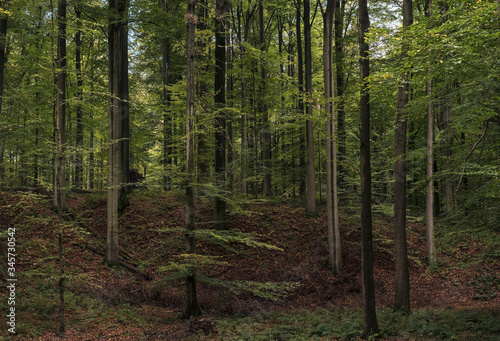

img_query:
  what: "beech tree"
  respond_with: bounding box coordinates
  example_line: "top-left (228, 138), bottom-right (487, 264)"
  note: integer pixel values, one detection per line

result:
top-left (107, 0), bottom-right (130, 266)
top-left (184, 0), bottom-right (202, 318)
top-left (394, 0), bottom-right (412, 314)
top-left (425, 0), bottom-right (436, 265)
top-left (54, 0), bottom-right (67, 336)
top-left (322, 0), bottom-right (342, 273)
top-left (304, 0), bottom-right (315, 214)
top-left (0, 0), bottom-right (8, 181)
top-left (358, 0), bottom-right (379, 336)
top-left (214, 0), bottom-right (228, 229)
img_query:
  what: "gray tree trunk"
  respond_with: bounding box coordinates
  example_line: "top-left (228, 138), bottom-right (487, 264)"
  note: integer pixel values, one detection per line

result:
top-left (304, 0), bottom-right (315, 214)
top-left (359, 0), bottom-right (379, 336)
top-left (184, 0), bottom-right (202, 318)
top-left (394, 0), bottom-right (412, 314)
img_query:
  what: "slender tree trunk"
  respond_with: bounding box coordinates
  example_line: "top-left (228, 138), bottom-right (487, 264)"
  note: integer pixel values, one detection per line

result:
top-left (54, 0), bottom-right (67, 336)
top-left (323, 0), bottom-right (342, 273)
top-left (75, 4), bottom-right (83, 189)
top-left (359, 0), bottom-right (379, 336)
top-left (226, 19), bottom-right (234, 193)
top-left (394, 0), bottom-right (412, 314)
top-left (235, 2), bottom-right (247, 194)
top-left (107, 0), bottom-right (129, 265)
top-left (426, 78), bottom-right (436, 265)
top-left (214, 0), bottom-right (227, 229)
top-left (259, 0), bottom-right (272, 196)
top-left (196, 0), bottom-right (209, 192)
top-left (304, 0), bottom-right (315, 214)
top-left (0, 0), bottom-right (9, 181)
top-left (296, 0), bottom-right (306, 197)
top-left (119, 0), bottom-right (130, 200)
top-left (54, 0), bottom-right (67, 213)
top-left (425, 0), bottom-right (436, 265)
top-left (89, 122), bottom-right (94, 189)
top-left (184, 0), bottom-right (202, 318)
top-left (162, 0), bottom-right (172, 191)
top-left (335, 0), bottom-right (347, 189)
top-left (442, 86), bottom-right (456, 213)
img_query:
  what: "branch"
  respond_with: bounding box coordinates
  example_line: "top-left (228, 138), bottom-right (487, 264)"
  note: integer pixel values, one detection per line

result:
top-left (453, 117), bottom-right (500, 200)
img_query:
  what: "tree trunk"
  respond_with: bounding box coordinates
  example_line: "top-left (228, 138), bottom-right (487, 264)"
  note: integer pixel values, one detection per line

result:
top-left (107, 0), bottom-right (129, 265)
top-left (54, 0), bottom-right (67, 336)
top-left (0, 0), bottom-right (9, 181)
top-left (259, 0), bottom-right (272, 196)
top-left (442, 86), bottom-right (456, 213)
top-left (75, 4), bottom-right (84, 189)
top-left (304, 0), bottom-right (315, 214)
top-left (196, 0), bottom-right (209, 192)
top-left (162, 0), bottom-right (172, 191)
top-left (426, 78), bottom-right (436, 265)
top-left (425, 0), bottom-right (436, 266)
top-left (394, 0), bottom-right (412, 314)
top-left (54, 0), bottom-right (67, 213)
top-left (323, 0), bottom-right (342, 273)
top-left (359, 0), bottom-right (379, 336)
top-left (296, 0), bottom-right (306, 197)
top-left (335, 0), bottom-right (347, 189)
top-left (214, 0), bottom-right (227, 229)
top-left (184, 0), bottom-right (202, 318)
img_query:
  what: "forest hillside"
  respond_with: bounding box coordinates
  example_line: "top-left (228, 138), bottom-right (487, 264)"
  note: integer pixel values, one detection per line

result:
top-left (0, 190), bottom-right (498, 340)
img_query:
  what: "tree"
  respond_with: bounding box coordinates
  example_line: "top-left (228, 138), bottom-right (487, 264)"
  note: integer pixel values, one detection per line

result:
top-left (107, 0), bottom-right (130, 265)
top-left (358, 0), bottom-right (379, 336)
top-left (304, 0), bottom-right (315, 214)
top-left (161, 0), bottom-right (172, 191)
top-left (0, 0), bottom-right (9, 182)
top-left (184, 0), bottom-right (202, 318)
top-left (425, 0), bottom-right (436, 265)
top-left (394, 0), bottom-right (412, 314)
top-left (214, 0), bottom-right (228, 229)
top-left (74, 2), bottom-right (83, 189)
top-left (259, 0), bottom-right (272, 197)
top-left (296, 0), bottom-right (306, 197)
top-left (322, 0), bottom-right (342, 273)
top-left (54, 0), bottom-right (67, 336)
top-left (54, 0), bottom-right (67, 213)
top-left (334, 0), bottom-right (347, 188)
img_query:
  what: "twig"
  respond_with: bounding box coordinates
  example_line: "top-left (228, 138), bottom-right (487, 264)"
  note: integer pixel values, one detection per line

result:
top-left (454, 117), bottom-right (500, 201)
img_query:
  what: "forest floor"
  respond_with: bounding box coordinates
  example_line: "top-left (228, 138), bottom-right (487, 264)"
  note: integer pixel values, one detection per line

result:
top-left (0, 189), bottom-right (499, 340)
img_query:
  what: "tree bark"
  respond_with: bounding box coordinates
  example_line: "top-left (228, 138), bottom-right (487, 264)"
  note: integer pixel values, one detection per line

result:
top-left (425, 0), bottom-right (436, 266)
top-left (162, 0), bottom-right (172, 191)
top-left (184, 0), bottom-right (202, 318)
top-left (214, 0), bottom-right (227, 229)
top-left (296, 1), bottom-right (306, 197)
top-left (54, 0), bottom-right (67, 213)
top-left (335, 0), bottom-right (347, 189)
top-left (259, 0), bottom-right (272, 196)
top-left (107, 0), bottom-right (129, 265)
top-left (0, 0), bottom-right (9, 182)
top-left (75, 3), bottom-right (84, 189)
top-left (442, 86), bottom-right (456, 213)
top-left (426, 78), bottom-right (436, 265)
top-left (54, 0), bottom-right (67, 336)
top-left (359, 0), bottom-right (379, 336)
top-left (304, 0), bottom-right (315, 214)
top-left (394, 0), bottom-right (412, 314)
top-left (323, 0), bottom-right (342, 273)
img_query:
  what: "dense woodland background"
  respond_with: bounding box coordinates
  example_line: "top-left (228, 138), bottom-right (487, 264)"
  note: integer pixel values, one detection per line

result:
top-left (0, 0), bottom-right (499, 339)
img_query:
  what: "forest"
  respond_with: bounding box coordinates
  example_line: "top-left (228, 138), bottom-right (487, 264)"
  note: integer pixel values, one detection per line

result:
top-left (0, 0), bottom-right (499, 339)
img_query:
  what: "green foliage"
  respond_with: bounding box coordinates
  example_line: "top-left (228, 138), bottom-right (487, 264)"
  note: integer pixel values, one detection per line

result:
top-left (214, 308), bottom-right (500, 341)
top-left (157, 227), bottom-right (298, 302)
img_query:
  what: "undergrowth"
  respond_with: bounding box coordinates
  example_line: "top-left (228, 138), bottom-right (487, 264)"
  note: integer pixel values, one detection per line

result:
top-left (213, 307), bottom-right (500, 341)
